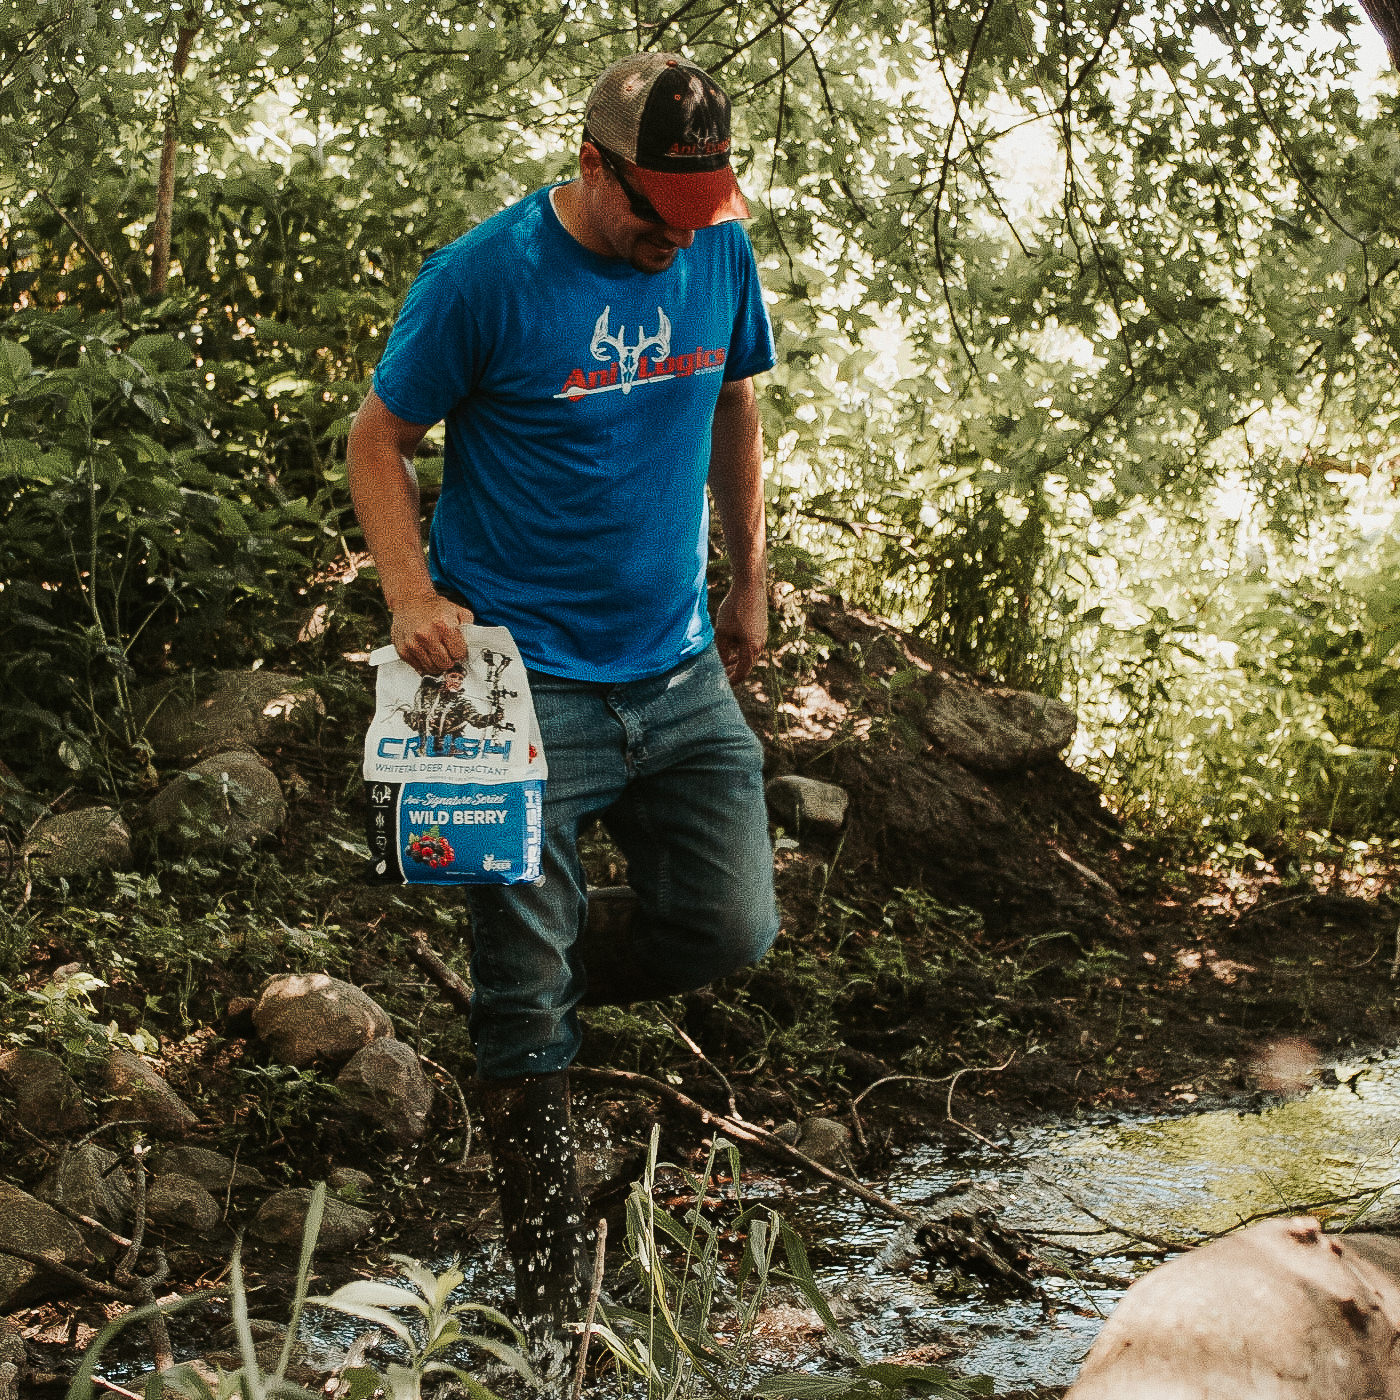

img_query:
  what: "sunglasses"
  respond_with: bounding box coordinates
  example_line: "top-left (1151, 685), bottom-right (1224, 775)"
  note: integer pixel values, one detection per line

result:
top-left (587, 133), bottom-right (666, 225)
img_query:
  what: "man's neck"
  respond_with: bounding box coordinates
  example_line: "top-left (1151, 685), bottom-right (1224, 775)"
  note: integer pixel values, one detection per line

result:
top-left (551, 180), bottom-right (613, 259)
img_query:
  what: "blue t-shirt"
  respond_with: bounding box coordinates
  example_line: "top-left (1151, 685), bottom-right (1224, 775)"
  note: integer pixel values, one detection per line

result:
top-left (371, 186), bottom-right (776, 682)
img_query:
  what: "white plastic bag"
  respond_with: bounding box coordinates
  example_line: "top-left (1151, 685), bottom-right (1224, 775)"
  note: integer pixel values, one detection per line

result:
top-left (362, 625), bottom-right (546, 884)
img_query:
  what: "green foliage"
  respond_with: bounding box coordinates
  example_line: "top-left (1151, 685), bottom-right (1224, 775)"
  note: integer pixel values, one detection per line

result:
top-left (596, 1127), bottom-right (989, 1398)
top-left (312, 1256), bottom-right (534, 1399)
top-left (4, 0), bottom-right (1400, 838)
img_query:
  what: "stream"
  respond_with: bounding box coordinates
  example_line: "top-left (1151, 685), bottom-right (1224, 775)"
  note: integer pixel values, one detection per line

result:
top-left (105, 1049), bottom-right (1400, 1394)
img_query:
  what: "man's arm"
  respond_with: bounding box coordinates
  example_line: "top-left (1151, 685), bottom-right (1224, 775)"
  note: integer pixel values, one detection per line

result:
top-left (347, 387), bottom-right (471, 674)
top-left (708, 376), bottom-right (768, 683)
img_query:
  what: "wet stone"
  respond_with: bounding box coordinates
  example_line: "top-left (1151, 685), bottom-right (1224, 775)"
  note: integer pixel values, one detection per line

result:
top-left (249, 1188), bottom-right (374, 1253)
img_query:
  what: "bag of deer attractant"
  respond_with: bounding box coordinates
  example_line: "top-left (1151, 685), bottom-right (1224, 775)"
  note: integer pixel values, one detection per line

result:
top-left (363, 625), bottom-right (546, 885)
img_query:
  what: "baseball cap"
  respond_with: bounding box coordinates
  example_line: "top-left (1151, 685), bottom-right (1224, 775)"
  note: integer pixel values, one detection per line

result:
top-left (584, 53), bottom-right (751, 230)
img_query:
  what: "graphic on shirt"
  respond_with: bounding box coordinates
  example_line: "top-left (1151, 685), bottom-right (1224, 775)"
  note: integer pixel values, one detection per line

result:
top-left (555, 304), bottom-right (727, 400)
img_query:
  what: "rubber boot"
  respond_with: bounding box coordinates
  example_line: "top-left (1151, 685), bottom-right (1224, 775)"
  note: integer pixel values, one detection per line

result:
top-left (479, 1071), bottom-right (588, 1382)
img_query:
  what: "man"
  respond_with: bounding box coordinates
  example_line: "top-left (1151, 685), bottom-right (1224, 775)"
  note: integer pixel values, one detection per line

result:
top-left (346, 51), bottom-right (780, 1356)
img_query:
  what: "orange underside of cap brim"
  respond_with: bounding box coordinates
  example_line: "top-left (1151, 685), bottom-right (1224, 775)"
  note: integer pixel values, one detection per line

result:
top-left (629, 164), bottom-right (751, 229)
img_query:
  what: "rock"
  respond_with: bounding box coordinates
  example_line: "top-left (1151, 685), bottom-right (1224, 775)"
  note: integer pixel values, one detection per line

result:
top-left (140, 670), bottom-right (322, 763)
top-left (143, 750), bottom-right (286, 853)
top-left (328, 1167), bottom-right (374, 1195)
top-left (921, 674), bottom-right (1076, 775)
top-left (0, 1320), bottom-right (23, 1400)
top-left (774, 1117), bottom-right (855, 1168)
top-left (35, 1143), bottom-right (133, 1242)
top-left (252, 973), bottom-right (394, 1068)
top-left (157, 1145), bottom-right (264, 1194)
top-left (795, 1117), bottom-right (854, 1168)
top-left (105, 1049), bottom-right (198, 1136)
top-left (20, 808), bottom-right (132, 880)
top-left (249, 1188), bottom-right (374, 1253)
top-left (335, 1039), bottom-right (433, 1145)
top-left (764, 775), bottom-right (849, 831)
top-left (0, 1181), bottom-right (92, 1310)
top-left (147, 1174), bottom-right (222, 1233)
top-left (577, 1145), bottom-right (638, 1199)
top-left (0, 1047), bottom-right (91, 1134)
top-left (1066, 1216), bottom-right (1400, 1399)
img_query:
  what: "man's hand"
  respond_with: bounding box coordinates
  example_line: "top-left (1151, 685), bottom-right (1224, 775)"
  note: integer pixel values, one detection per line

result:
top-left (714, 585), bottom-right (767, 683)
top-left (391, 593), bottom-right (474, 674)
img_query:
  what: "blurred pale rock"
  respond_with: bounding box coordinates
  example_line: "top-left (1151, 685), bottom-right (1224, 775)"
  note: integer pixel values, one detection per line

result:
top-left (250, 1188), bottom-right (374, 1252)
top-left (0, 1047), bottom-right (91, 1134)
top-left (140, 670), bottom-right (322, 763)
top-left (1066, 1216), bottom-right (1400, 1400)
top-left (336, 1039), bottom-right (433, 1145)
top-left (764, 775), bottom-right (849, 831)
top-left (143, 750), bottom-right (286, 853)
top-left (105, 1049), bottom-right (198, 1136)
top-left (253, 973), bottom-right (394, 1068)
top-left (21, 807), bottom-right (132, 880)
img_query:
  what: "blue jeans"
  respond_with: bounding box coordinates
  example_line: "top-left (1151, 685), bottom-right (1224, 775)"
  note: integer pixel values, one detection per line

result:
top-left (466, 644), bottom-right (779, 1080)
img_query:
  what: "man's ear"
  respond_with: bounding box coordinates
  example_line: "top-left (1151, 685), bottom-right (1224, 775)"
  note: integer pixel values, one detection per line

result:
top-left (579, 140), bottom-right (605, 186)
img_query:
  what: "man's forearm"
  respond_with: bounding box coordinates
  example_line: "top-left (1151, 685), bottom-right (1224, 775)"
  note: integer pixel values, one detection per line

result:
top-left (347, 397), bottom-right (436, 610)
top-left (708, 379), bottom-right (768, 589)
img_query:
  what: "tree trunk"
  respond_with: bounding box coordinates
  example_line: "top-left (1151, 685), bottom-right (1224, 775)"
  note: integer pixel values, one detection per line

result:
top-left (149, 25), bottom-right (199, 299)
top-left (1358, 0), bottom-right (1400, 68)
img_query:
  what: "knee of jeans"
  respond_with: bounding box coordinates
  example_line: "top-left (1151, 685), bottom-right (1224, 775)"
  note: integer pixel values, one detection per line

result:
top-left (704, 897), bottom-right (780, 977)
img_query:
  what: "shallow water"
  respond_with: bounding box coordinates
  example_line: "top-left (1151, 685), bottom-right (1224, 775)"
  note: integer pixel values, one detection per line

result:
top-left (100, 1049), bottom-right (1400, 1393)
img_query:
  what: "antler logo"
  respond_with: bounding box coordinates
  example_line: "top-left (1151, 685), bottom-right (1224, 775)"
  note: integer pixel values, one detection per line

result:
top-left (590, 306), bottom-right (671, 394)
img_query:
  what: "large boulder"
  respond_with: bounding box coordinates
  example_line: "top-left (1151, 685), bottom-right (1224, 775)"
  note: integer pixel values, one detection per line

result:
top-left (1066, 1216), bottom-right (1400, 1399)
top-left (252, 973), bottom-right (394, 1068)
top-left (20, 808), bottom-right (132, 880)
top-left (336, 1039), bottom-right (434, 1145)
top-left (143, 750), bottom-right (285, 853)
top-left (0, 1047), bottom-right (91, 1134)
top-left (921, 675), bottom-right (1076, 774)
top-left (139, 670), bottom-right (321, 763)
top-left (0, 1182), bottom-right (92, 1310)
top-left (105, 1049), bottom-right (198, 1136)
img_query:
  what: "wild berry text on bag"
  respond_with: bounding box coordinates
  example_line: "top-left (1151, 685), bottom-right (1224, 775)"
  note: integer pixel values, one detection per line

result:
top-left (363, 626), bottom-right (546, 885)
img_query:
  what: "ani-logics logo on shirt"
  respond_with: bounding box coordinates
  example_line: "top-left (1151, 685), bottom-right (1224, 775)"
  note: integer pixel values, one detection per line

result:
top-left (555, 306), bottom-right (727, 400)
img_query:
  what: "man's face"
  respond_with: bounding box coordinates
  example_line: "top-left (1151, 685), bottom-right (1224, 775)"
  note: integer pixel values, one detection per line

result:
top-left (586, 145), bottom-right (697, 273)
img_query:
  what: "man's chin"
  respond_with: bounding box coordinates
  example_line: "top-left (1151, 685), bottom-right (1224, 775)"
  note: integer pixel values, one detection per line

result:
top-left (630, 244), bottom-right (680, 273)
